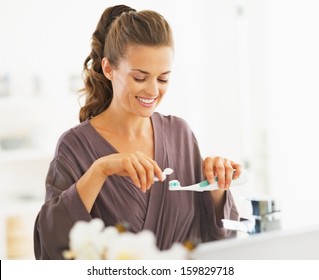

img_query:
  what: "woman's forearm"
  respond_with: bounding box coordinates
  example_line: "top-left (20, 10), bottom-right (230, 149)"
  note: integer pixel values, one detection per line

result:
top-left (76, 160), bottom-right (107, 213)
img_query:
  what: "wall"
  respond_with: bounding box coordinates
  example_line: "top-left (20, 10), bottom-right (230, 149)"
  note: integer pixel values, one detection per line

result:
top-left (264, 0), bottom-right (319, 229)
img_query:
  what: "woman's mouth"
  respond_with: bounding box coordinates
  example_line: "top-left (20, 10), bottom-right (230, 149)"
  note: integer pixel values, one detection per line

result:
top-left (136, 96), bottom-right (157, 107)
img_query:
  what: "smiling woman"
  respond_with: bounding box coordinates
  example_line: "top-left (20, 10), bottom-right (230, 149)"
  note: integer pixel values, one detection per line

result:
top-left (100, 45), bottom-right (173, 118)
top-left (33, 4), bottom-right (242, 260)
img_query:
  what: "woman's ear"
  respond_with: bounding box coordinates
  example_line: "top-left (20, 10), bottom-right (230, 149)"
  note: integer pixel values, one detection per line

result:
top-left (102, 57), bottom-right (113, 80)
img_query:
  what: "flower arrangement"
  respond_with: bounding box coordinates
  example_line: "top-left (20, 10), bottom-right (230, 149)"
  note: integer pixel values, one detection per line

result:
top-left (63, 218), bottom-right (191, 260)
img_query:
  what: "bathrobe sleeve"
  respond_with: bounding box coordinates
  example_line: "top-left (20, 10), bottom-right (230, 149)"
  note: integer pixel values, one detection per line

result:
top-left (34, 132), bottom-right (93, 259)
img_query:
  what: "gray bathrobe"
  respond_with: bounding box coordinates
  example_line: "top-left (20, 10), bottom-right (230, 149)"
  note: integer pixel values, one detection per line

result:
top-left (34, 112), bottom-right (238, 259)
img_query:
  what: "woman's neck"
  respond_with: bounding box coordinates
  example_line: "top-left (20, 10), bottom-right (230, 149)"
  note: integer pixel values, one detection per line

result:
top-left (91, 109), bottom-right (152, 138)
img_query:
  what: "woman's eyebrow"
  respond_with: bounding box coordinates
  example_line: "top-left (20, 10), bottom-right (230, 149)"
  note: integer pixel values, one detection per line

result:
top-left (131, 68), bottom-right (171, 75)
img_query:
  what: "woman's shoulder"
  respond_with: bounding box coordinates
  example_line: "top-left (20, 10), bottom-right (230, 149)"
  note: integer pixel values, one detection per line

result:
top-left (53, 120), bottom-right (93, 157)
top-left (152, 112), bottom-right (196, 144)
top-left (58, 120), bottom-right (91, 142)
top-left (152, 112), bottom-right (191, 130)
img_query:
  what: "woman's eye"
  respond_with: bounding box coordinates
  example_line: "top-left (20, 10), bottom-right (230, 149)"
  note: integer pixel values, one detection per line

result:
top-left (133, 77), bottom-right (146, 82)
top-left (158, 79), bottom-right (168, 83)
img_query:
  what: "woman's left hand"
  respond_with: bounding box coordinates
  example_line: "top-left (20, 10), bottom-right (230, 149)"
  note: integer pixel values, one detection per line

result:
top-left (203, 156), bottom-right (242, 190)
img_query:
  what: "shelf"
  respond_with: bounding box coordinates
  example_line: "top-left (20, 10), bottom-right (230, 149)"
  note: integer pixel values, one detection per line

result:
top-left (0, 148), bottom-right (53, 164)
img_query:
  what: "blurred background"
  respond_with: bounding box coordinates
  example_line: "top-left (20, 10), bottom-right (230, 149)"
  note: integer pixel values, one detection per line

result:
top-left (1, 0), bottom-right (319, 259)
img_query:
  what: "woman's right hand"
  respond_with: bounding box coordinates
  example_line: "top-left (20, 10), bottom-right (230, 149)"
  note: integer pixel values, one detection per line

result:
top-left (95, 151), bottom-right (164, 193)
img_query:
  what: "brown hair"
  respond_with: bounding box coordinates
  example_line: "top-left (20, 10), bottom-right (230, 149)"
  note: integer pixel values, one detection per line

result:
top-left (79, 5), bottom-right (174, 122)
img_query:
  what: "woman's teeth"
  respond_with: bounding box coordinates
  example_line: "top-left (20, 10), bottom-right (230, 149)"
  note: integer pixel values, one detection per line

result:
top-left (136, 97), bottom-right (156, 104)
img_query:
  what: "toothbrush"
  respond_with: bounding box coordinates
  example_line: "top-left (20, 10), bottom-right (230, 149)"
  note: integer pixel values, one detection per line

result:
top-left (154, 168), bottom-right (174, 182)
top-left (168, 169), bottom-right (248, 192)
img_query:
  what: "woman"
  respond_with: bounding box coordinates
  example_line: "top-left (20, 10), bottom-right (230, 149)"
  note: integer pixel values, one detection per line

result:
top-left (34, 4), bottom-right (240, 259)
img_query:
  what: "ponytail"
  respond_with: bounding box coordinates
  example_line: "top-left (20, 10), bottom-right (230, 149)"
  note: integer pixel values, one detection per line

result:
top-left (79, 5), bottom-right (135, 122)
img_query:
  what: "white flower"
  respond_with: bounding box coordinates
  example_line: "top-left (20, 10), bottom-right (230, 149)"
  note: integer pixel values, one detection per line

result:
top-left (64, 218), bottom-right (189, 260)
top-left (157, 243), bottom-right (189, 260)
top-left (64, 218), bottom-right (112, 259)
top-left (106, 230), bottom-right (160, 259)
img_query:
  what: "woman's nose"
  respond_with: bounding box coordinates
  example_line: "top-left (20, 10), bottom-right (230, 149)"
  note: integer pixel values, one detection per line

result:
top-left (145, 80), bottom-right (159, 96)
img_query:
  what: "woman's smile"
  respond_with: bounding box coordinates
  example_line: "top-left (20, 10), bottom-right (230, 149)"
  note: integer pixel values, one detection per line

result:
top-left (135, 96), bottom-right (158, 107)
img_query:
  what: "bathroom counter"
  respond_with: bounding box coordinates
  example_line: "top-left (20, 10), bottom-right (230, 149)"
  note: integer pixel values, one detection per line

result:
top-left (192, 224), bottom-right (319, 259)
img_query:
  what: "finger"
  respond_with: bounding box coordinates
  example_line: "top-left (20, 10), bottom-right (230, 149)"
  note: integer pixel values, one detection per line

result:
top-left (231, 162), bottom-right (242, 179)
top-left (134, 154), bottom-right (161, 192)
top-left (152, 161), bottom-right (164, 182)
top-left (224, 159), bottom-right (234, 189)
top-left (135, 154), bottom-right (160, 189)
top-left (131, 158), bottom-right (149, 193)
top-left (122, 158), bottom-right (141, 189)
top-left (203, 157), bottom-right (215, 184)
top-left (141, 158), bottom-right (155, 190)
top-left (214, 157), bottom-right (226, 189)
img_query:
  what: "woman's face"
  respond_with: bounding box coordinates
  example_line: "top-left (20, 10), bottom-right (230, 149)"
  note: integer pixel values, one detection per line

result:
top-left (104, 45), bottom-right (174, 118)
